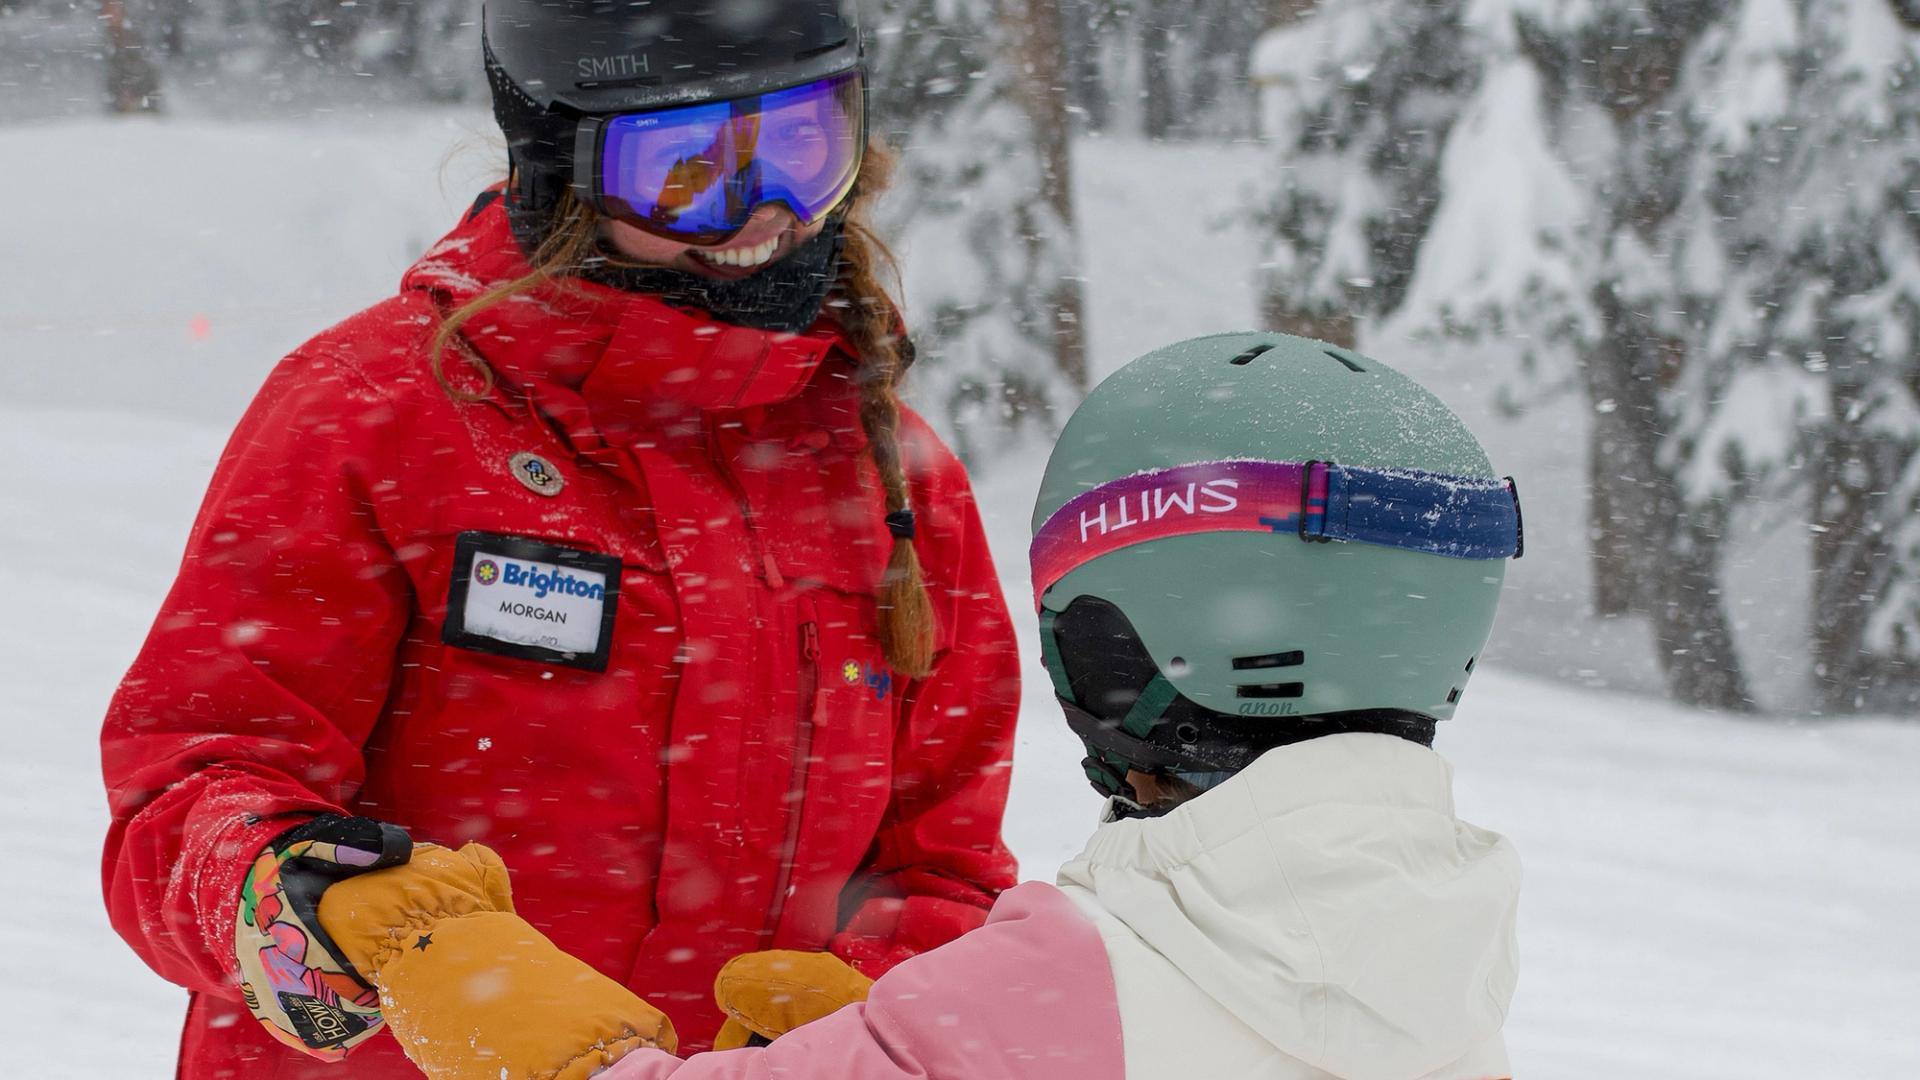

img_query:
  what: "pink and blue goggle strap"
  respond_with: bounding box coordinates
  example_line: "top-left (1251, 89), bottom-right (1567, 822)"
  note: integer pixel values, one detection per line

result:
top-left (1029, 459), bottom-right (1523, 610)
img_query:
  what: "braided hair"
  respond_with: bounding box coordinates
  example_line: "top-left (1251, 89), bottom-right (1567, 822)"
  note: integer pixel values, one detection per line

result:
top-left (830, 144), bottom-right (935, 676)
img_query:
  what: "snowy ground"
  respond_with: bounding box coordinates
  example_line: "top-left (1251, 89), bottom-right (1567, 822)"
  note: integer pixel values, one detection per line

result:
top-left (2, 116), bottom-right (1917, 1078)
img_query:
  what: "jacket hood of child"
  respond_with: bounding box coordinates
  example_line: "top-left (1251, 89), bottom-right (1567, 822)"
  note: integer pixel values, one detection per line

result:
top-left (1057, 732), bottom-right (1521, 1080)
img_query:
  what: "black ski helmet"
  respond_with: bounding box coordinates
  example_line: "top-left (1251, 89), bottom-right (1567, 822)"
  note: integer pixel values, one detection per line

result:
top-left (483, 0), bottom-right (865, 226)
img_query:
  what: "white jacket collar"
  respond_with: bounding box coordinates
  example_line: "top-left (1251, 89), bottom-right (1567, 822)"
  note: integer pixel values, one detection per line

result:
top-left (1059, 733), bottom-right (1521, 1080)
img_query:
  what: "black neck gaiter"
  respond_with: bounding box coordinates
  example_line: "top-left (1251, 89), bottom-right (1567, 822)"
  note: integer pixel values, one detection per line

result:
top-left (509, 194), bottom-right (849, 335)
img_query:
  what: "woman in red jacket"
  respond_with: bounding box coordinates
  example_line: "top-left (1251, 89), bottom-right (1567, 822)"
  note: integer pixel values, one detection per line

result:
top-left (99, 3), bottom-right (1021, 1076)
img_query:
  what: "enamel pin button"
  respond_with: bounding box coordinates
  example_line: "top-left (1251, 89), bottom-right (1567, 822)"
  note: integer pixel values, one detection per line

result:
top-left (509, 452), bottom-right (565, 497)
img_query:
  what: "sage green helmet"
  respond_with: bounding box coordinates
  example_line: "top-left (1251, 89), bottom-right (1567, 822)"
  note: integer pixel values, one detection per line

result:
top-left (1028, 332), bottom-right (1522, 800)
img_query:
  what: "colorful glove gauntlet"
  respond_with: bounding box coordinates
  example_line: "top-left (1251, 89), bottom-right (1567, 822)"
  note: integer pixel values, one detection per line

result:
top-left (239, 821), bottom-right (679, 1077)
top-left (234, 814), bottom-right (413, 1060)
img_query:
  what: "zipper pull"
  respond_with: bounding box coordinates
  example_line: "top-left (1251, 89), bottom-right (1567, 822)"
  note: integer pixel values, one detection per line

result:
top-left (801, 622), bottom-right (820, 661)
top-left (762, 551), bottom-right (785, 590)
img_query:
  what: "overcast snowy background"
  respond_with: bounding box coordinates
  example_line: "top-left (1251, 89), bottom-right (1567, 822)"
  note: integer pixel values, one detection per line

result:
top-left (3, 3), bottom-right (1919, 1077)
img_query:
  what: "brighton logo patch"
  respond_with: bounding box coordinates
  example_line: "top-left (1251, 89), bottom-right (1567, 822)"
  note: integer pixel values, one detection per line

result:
top-left (442, 532), bottom-right (620, 671)
top-left (842, 658), bottom-right (894, 701)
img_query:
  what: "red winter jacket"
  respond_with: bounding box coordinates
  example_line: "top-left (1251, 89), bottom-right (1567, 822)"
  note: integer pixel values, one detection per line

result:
top-left (100, 196), bottom-right (1021, 1079)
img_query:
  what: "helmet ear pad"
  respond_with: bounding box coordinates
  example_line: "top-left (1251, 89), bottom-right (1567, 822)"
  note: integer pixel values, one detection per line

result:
top-left (1050, 596), bottom-right (1435, 796)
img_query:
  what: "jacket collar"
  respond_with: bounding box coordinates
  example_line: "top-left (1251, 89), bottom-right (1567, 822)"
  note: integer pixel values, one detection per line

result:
top-left (1081, 732), bottom-right (1462, 859)
top-left (1058, 733), bottom-right (1520, 1078)
top-left (401, 194), bottom-right (857, 436)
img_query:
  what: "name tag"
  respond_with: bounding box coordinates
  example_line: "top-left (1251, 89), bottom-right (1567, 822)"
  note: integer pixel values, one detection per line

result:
top-left (442, 532), bottom-right (621, 672)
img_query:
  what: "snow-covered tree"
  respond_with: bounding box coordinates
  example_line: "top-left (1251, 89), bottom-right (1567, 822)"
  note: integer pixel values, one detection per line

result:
top-left (1262, 0), bottom-right (1920, 713)
top-left (1503, 0), bottom-right (1920, 713)
top-left (861, 0), bottom-right (1089, 462)
top-left (1250, 0), bottom-right (1761, 710)
top-left (1509, 0), bottom-right (1762, 711)
top-left (1057, 0), bottom-right (1275, 138)
top-left (81, 0), bottom-right (482, 107)
top-left (1699, 0), bottom-right (1920, 712)
top-left (1249, 0), bottom-right (1485, 346)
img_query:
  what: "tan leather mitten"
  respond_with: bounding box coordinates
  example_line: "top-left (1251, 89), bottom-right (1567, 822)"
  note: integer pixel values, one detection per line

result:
top-left (316, 842), bottom-right (516, 974)
top-left (711, 950), bottom-right (875, 1049)
top-left (319, 843), bottom-right (676, 1080)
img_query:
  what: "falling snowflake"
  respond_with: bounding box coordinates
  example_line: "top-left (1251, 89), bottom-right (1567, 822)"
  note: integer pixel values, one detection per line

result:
top-left (477, 737), bottom-right (493, 751)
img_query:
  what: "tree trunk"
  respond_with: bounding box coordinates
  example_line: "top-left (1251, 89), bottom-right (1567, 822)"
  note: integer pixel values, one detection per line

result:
top-left (103, 0), bottom-right (162, 114)
top-left (157, 0), bottom-right (188, 59)
top-left (1258, 296), bottom-right (1356, 349)
top-left (1809, 400), bottom-right (1919, 714)
top-left (1654, 506), bottom-right (1753, 711)
top-left (1248, 0), bottom-right (1328, 337)
top-left (1586, 414), bottom-right (1635, 616)
top-left (1587, 285), bottom-right (1753, 711)
top-left (1139, 0), bottom-right (1176, 140)
top-left (1004, 0), bottom-right (1090, 394)
top-left (1584, 288), bottom-right (1661, 617)
top-left (1062, 0), bottom-right (1111, 132)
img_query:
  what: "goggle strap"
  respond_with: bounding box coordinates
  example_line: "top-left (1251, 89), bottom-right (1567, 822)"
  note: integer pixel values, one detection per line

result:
top-left (1304, 462), bottom-right (1522, 560)
top-left (571, 118), bottom-right (604, 210)
top-left (1030, 458), bottom-right (1523, 609)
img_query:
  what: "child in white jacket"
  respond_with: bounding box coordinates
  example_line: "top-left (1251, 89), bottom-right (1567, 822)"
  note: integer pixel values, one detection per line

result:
top-left (299, 332), bottom-right (1522, 1080)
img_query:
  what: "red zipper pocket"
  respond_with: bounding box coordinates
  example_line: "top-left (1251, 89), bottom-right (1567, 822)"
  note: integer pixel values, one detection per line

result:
top-left (760, 619), bottom-right (819, 948)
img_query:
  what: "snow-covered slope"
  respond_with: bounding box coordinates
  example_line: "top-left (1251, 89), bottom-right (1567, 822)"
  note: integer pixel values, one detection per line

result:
top-left (2, 118), bottom-right (1915, 1079)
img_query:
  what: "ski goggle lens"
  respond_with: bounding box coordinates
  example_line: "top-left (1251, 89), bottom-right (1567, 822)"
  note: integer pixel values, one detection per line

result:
top-left (586, 71), bottom-right (865, 243)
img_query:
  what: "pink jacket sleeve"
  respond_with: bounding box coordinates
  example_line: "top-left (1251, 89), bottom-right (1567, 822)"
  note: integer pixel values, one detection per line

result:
top-left (601, 883), bottom-right (1123, 1080)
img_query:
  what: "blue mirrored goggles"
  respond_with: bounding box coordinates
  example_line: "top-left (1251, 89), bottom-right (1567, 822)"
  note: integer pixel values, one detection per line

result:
top-left (572, 71), bottom-right (867, 245)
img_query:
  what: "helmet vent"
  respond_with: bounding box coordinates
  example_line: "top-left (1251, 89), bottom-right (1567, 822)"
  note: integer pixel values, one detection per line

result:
top-left (1322, 347), bottom-right (1367, 372)
top-left (1233, 650), bottom-right (1304, 670)
top-left (1236, 682), bottom-right (1305, 699)
top-left (1465, 656), bottom-right (1476, 673)
top-left (1228, 344), bottom-right (1276, 366)
top-left (1447, 687), bottom-right (1462, 704)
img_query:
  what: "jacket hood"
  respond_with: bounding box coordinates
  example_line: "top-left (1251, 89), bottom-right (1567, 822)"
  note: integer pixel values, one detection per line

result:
top-left (1057, 733), bottom-right (1520, 1080)
top-left (399, 193), bottom-right (856, 426)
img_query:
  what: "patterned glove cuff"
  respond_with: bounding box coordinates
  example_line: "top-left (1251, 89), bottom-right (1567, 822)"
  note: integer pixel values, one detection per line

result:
top-left (234, 814), bottom-right (413, 1061)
